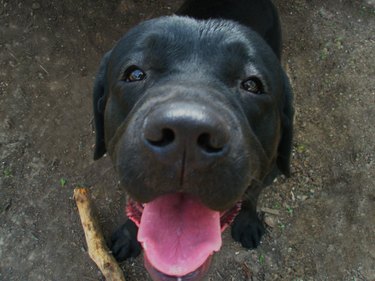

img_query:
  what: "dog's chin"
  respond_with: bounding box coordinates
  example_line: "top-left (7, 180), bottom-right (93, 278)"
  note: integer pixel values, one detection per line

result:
top-left (144, 253), bottom-right (212, 281)
top-left (126, 193), bottom-right (241, 281)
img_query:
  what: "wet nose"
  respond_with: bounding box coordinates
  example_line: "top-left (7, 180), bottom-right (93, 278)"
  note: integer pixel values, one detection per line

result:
top-left (142, 103), bottom-right (230, 165)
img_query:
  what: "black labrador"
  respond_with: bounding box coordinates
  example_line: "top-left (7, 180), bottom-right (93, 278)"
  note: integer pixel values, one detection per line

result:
top-left (92, 0), bottom-right (293, 280)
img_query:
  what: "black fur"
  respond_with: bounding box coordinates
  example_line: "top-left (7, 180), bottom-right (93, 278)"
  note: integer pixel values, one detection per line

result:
top-left (92, 0), bottom-right (293, 262)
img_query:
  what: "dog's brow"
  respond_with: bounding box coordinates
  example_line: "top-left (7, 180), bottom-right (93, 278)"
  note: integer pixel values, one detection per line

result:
top-left (140, 32), bottom-right (192, 67)
top-left (225, 41), bottom-right (250, 59)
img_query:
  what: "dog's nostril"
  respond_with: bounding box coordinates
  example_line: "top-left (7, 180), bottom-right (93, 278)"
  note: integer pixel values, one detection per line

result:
top-left (146, 128), bottom-right (175, 147)
top-left (197, 133), bottom-right (225, 154)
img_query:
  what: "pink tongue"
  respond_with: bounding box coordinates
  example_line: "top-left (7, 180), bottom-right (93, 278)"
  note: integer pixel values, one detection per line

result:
top-left (138, 193), bottom-right (222, 277)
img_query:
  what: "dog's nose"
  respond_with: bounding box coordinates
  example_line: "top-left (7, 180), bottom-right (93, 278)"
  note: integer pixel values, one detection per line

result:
top-left (142, 103), bottom-right (230, 165)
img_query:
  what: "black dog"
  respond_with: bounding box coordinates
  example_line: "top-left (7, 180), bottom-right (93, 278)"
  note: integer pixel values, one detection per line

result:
top-left (93, 0), bottom-right (293, 280)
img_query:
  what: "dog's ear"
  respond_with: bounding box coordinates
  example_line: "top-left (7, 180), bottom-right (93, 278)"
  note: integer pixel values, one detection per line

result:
top-left (276, 73), bottom-right (294, 177)
top-left (93, 51), bottom-right (112, 160)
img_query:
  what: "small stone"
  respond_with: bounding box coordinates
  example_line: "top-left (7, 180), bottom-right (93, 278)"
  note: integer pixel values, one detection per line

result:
top-left (80, 66), bottom-right (88, 77)
top-left (264, 215), bottom-right (277, 228)
top-left (297, 195), bottom-right (308, 201)
top-left (328, 244), bottom-right (334, 252)
top-left (32, 3), bottom-right (41, 10)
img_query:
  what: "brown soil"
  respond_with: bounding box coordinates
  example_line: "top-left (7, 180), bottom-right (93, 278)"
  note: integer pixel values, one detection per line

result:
top-left (1, 0), bottom-right (374, 280)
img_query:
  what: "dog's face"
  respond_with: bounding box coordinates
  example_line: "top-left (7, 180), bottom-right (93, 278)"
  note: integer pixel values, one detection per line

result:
top-left (93, 16), bottom-right (293, 279)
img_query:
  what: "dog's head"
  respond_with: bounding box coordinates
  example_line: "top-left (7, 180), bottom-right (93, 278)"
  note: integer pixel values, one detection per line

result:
top-left (93, 16), bottom-right (293, 280)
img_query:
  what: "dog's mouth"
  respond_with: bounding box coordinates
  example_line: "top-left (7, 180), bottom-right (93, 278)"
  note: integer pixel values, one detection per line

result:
top-left (126, 193), bottom-right (241, 281)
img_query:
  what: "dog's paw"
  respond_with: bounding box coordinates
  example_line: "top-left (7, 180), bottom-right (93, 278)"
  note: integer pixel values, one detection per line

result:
top-left (231, 210), bottom-right (265, 249)
top-left (110, 220), bottom-right (142, 261)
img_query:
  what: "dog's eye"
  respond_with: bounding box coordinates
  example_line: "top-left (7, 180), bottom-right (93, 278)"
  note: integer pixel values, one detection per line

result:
top-left (123, 66), bottom-right (146, 82)
top-left (241, 77), bottom-right (264, 94)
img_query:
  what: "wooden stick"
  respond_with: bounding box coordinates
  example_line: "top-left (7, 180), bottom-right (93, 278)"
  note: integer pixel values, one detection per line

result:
top-left (74, 187), bottom-right (126, 281)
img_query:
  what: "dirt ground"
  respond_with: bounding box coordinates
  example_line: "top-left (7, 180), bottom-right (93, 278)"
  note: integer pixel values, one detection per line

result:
top-left (0, 0), bottom-right (374, 280)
